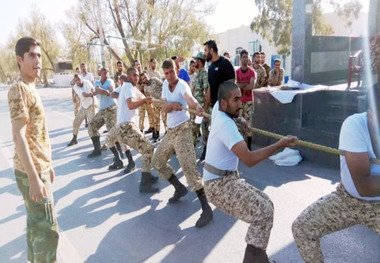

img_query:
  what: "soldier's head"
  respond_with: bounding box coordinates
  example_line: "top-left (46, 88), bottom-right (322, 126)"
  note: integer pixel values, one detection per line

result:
top-left (240, 50), bottom-right (249, 67)
top-left (162, 59), bottom-right (178, 85)
top-left (15, 37), bottom-right (41, 81)
top-left (149, 58), bottom-right (157, 70)
top-left (73, 73), bottom-right (83, 87)
top-left (127, 67), bottom-right (139, 86)
top-left (189, 60), bottom-right (196, 74)
top-left (117, 60), bottom-right (123, 72)
top-left (100, 67), bottom-right (109, 81)
top-left (75, 67), bottom-right (80, 74)
top-left (204, 40), bottom-right (218, 62)
top-left (133, 59), bottom-right (141, 73)
top-left (119, 74), bottom-right (128, 85)
top-left (253, 52), bottom-right (261, 65)
top-left (260, 51), bottom-right (266, 64)
top-left (81, 62), bottom-right (87, 73)
top-left (218, 81), bottom-right (242, 118)
top-left (140, 71), bottom-right (150, 84)
top-left (223, 52), bottom-right (230, 59)
top-left (274, 59), bottom-right (281, 70)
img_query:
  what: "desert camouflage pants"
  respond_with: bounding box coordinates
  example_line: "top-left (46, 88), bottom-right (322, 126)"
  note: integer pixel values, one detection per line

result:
top-left (106, 122), bottom-right (153, 172)
top-left (152, 104), bottom-right (167, 132)
top-left (73, 106), bottom-right (96, 136)
top-left (74, 94), bottom-right (80, 116)
top-left (103, 126), bottom-right (130, 151)
top-left (152, 121), bottom-right (203, 191)
top-left (239, 101), bottom-right (253, 137)
top-left (139, 103), bottom-right (154, 131)
top-left (88, 106), bottom-right (116, 137)
top-left (292, 183), bottom-right (380, 263)
top-left (204, 172), bottom-right (274, 249)
top-left (192, 114), bottom-right (210, 146)
top-left (15, 169), bottom-right (59, 263)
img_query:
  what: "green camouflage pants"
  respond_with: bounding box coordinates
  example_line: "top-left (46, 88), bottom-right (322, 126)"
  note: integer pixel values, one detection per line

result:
top-left (15, 169), bottom-right (59, 263)
top-left (139, 103), bottom-right (154, 131)
top-left (106, 122), bottom-right (153, 172)
top-left (292, 183), bottom-right (380, 263)
top-left (204, 172), bottom-right (274, 249)
top-left (239, 101), bottom-right (253, 137)
top-left (73, 106), bottom-right (96, 136)
top-left (152, 121), bottom-right (203, 191)
top-left (88, 105), bottom-right (116, 137)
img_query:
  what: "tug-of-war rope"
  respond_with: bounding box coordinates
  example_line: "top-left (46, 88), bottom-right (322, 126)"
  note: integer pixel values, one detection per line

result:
top-left (152, 98), bottom-right (380, 164)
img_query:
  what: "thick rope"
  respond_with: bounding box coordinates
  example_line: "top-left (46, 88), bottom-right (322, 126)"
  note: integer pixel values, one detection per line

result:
top-left (152, 99), bottom-right (380, 164)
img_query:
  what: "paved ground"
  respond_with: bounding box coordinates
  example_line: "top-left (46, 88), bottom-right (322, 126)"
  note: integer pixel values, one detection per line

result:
top-left (0, 85), bottom-right (379, 263)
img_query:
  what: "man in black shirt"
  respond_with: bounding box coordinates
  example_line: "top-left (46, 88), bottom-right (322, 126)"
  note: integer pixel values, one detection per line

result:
top-left (204, 40), bottom-right (236, 110)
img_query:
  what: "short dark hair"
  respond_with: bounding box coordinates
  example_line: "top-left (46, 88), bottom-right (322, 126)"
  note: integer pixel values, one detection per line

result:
top-left (223, 52), bottom-right (229, 56)
top-left (150, 58), bottom-right (156, 63)
top-left (162, 59), bottom-right (176, 70)
top-left (133, 59), bottom-right (140, 66)
top-left (81, 62), bottom-right (86, 66)
top-left (120, 74), bottom-right (128, 81)
top-left (117, 60), bottom-right (122, 65)
top-left (274, 58), bottom-right (281, 64)
top-left (127, 67), bottom-right (137, 75)
top-left (218, 81), bottom-right (239, 102)
top-left (253, 52), bottom-right (261, 59)
top-left (240, 49), bottom-right (248, 57)
top-left (73, 73), bottom-right (81, 80)
top-left (75, 67), bottom-right (80, 71)
top-left (190, 59), bottom-right (196, 65)
top-left (260, 51), bottom-right (266, 56)
top-left (15, 37), bottom-right (40, 59)
top-left (204, 40), bottom-right (218, 54)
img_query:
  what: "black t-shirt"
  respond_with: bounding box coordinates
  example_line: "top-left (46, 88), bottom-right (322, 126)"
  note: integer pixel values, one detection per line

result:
top-left (207, 56), bottom-right (236, 107)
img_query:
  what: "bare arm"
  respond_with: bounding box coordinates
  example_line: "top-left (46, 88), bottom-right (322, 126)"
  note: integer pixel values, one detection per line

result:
top-left (127, 96), bottom-right (151, 110)
top-left (232, 136), bottom-right (297, 167)
top-left (345, 152), bottom-right (380, 197)
top-left (12, 119), bottom-right (47, 202)
top-left (111, 92), bottom-right (119, 99)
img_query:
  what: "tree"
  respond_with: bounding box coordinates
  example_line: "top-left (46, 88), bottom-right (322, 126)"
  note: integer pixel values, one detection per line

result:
top-left (251, 0), bottom-right (362, 54)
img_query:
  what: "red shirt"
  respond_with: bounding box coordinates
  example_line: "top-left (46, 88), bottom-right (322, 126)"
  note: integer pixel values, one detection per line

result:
top-left (236, 67), bottom-right (255, 102)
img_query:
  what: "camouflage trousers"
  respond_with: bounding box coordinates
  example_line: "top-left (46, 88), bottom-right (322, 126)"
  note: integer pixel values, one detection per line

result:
top-left (73, 106), bottom-right (96, 136)
top-left (74, 95), bottom-right (80, 116)
top-left (15, 169), bottom-right (59, 263)
top-left (106, 122), bottom-right (153, 172)
top-left (152, 104), bottom-right (167, 132)
top-left (204, 172), bottom-right (274, 249)
top-left (139, 103), bottom-right (154, 131)
top-left (292, 183), bottom-right (380, 263)
top-left (152, 121), bottom-right (203, 191)
top-left (104, 126), bottom-right (130, 151)
top-left (239, 101), bottom-right (253, 137)
top-left (191, 113), bottom-right (210, 146)
top-left (88, 105), bottom-right (116, 137)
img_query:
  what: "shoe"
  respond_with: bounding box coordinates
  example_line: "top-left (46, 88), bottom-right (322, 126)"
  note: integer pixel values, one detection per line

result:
top-left (144, 127), bottom-right (154, 134)
top-left (103, 130), bottom-right (108, 133)
top-left (168, 184), bottom-right (188, 203)
top-left (67, 135), bottom-right (78, 147)
top-left (195, 210), bottom-right (213, 228)
top-left (109, 159), bottom-right (123, 170)
top-left (88, 137), bottom-right (101, 158)
top-left (123, 162), bottom-right (136, 174)
top-left (139, 172), bottom-right (160, 193)
top-left (85, 124), bottom-right (88, 128)
top-left (87, 150), bottom-right (101, 158)
top-left (199, 146), bottom-right (207, 161)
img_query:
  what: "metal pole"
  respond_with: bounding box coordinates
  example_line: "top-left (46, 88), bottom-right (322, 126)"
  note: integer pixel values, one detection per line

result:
top-left (97, 0), bottom-right (106, 67)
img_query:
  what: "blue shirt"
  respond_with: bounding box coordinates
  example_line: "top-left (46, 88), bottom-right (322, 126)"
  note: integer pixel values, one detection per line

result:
top-left (178, 69), bottom-right (190, 82)
top-left (94, 79), bottom-right (116, 110)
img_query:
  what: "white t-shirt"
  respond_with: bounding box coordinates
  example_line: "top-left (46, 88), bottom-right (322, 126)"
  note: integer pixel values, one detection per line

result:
top-left (203, 107), bottom-right (243, 181)
top-left (81, 72), bottom-right (94, 83)
top-left (117, 82), bottom-right (142, 124)
top-left (339, 112), bottom-right (380, 201)
top-left (73, 79), bottom-right (96, 109)
top-left (161, 79), bottom-right (191, 128)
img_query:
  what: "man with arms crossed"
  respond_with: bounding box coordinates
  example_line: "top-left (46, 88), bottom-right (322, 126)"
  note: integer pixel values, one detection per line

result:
top-left (8, 37), bottom-right (59, 263)
top-left (204, 81), bottom-right (296, 262)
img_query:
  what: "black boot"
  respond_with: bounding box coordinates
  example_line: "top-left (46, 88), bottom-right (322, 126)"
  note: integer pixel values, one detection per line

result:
top-left (123, 150), bottom-right (136, 174)
top-left (144, 127), bottom-right (154, 134)
top-left (139, 172), bottom-right (160, 193)
top-left (199, 145), bottom-right (207, 161)
top-left (85, 117), bottom-right (88, 128)
top-left (115, 142), bottom-right (124, 159)
top-left (195, 188), bottom-right (213, 227)
top-left (88, 136), bottom-right (102, 158)
top-left (67, 135), bottom-right (78, 147)
top-left (168, 174), bottom-right (188, 203)
top-left (153, 129), bottom-right (160, 143)
top-left (242, 244), bottom-right (270, 263)
top-left (109, 146), bottom-right (124, 170)
top-left (247, 136), bottom-right (252, 151)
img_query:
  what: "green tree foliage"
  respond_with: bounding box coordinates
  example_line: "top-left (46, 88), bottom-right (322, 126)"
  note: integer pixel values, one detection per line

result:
top-left (251, 0), bottom-right (362, 54)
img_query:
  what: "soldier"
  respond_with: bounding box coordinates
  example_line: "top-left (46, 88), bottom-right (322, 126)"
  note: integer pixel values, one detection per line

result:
top-left (80, 62), bottom-right (94, 84)
top-left (292, 84), bottom-right (380, 263)
top-left (147, 58), bottom-right (162, 79)
top-left (203, 81), bottom-right (296, 262)
top-left (171, 55), bottom-right (191, 85)
top-left (106, 68), bottom-right (159, 193)
top-left (140, 71), bottom-right (167, 142)
top-left (114, 60), bottom-right (124, 87)
top-left (188, 59), bottom-right (197, 89)
top-left (260, 51), bottom-right (271, 87)
top-left (8, 37), bottom-right (59, 263)
top-left (192, 52), bottom-right (210, 160)
top-left (67, 74), bottom-right (97, 146)
top-left (72, 67), bottom-right (81, 116)
top-left (152, 59), bottom-right (213, 228)
top-left (268, 59), bottom-right (284, 86)
top-left (87, 67), bottom-right (120, 158)
top-left (236, 49), bottom-right (256, 150)
top-left (252, 52), bottom-right (267, 89)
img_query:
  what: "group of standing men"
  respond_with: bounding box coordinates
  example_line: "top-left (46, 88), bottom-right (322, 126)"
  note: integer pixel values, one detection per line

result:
top-left (8, 36), bottom-right (379, 263)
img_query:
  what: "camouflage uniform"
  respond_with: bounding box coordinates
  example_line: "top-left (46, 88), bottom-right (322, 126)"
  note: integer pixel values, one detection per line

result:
top-left (147, 68), bottom-right (162, 80)
top-left (269, 68), bottom-right (284, 86)
top-left (253, 64), bottom-right (267, 89)
top-left (73, 105), bottom-right (96, 136)
top-left (262, 63), bottom-right (271, 87)
top-left (138, 80), bottom-right (155, 131)
top-left (8, 80), bottom-right (59, 263)
top-left (204, 171), bottom-right (274, 249)
top-left (292, 183), bottom-right (380, 263)
top-left (143, 77), bottom-right (167, 132)
top-left (88, 105), bottom-right (116, 137)
top-left (74, 93), bottom-right (80, 115)
top-left (192, 67), bottom-right (210, 145)
top-left (106, 122), bottom-right (153, 172)
top-left (152, 121), bottom-right (203, 191)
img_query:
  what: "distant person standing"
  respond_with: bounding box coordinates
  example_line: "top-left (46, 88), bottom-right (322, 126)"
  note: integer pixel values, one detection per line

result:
top-left (8, 37), bottom-right (59, 262)
top-left (252, 52), bottom-right (267, 89)
top-left (260, 51), bottom-right (271, 87)
top-left (268, 59), bottom-right (285, 86)
top-left (171, 55), bottom-right (191, 85)
top-left (80, 62), bottom-right (95, 84)
top-left (114, 60), bottom-right (124, 87)
top-left (72, 67), bottom-right (81, 116)
top-left (147, 58), bottom-right (162, 79)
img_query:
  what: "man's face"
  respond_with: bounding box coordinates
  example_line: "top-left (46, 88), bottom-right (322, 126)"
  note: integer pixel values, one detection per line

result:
top-left (100, 69), bottom-right (108, 80)
top-left (254, 54), bottom-right (261, 64)
top-left (195, 58), bottom-right (202, 69)
top-left (74, 77), bottom-right (83, 87)
top-left (117, 63), bottom-right (123, 72)
top-left (140, 73), bottom-right (149, 84)
top-left (81, 64), bottom-right (87, 73)
top-left (163, 67), bottom-right (177, 84)
top-left (76, 68), bottom-right (80, 74)
top-left (134, 61), bottom-right (141, 72)
top-left (190, 62), bottom-right (196, 73)
top-left (150, 60), bottom-right (157, 70)
top-left (225, 53), bottom-right (230, 59)
top-left (274, 61), bottom-right (281, 70)
top-left (17, 45), bottom-right (42, 80)
top-left (204, 45), bottom-right (212, 62)
top-left (241, 54), bottom-right (249, 67)
top-left (224, 88), bottom-right (242, 118)
top-left (260, 54), bottom-right (266, 64)
top-left (129, 71), bottom-right (139, 86)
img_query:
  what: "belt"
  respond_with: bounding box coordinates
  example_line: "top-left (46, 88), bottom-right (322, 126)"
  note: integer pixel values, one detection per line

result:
top-left (204, 162), bottom-right (236, 177)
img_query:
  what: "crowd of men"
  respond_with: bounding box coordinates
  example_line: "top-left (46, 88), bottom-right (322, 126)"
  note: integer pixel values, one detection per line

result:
top-left (7, 36), bottom-right (379, 263)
